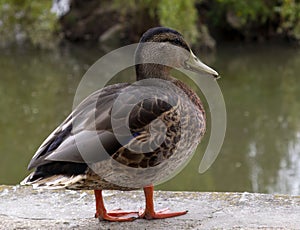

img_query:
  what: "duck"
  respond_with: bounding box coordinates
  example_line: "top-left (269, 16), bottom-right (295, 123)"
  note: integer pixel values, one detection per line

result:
top-left (21, 27), bottom-right (219, 222)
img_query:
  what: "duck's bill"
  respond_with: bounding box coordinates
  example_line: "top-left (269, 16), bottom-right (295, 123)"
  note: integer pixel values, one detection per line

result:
top-left (184, 51), bottom-right (219, 79)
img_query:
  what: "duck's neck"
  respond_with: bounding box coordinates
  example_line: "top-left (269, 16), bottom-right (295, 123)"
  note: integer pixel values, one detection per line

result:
top-left (135, 64), bottom-right (205, 115)
top-left (135, 64), bottom-right (173, 81)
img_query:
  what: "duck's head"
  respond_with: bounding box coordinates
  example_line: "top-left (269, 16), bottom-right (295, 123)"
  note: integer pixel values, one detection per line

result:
top-left (135, 27), bottom-right (219, 81)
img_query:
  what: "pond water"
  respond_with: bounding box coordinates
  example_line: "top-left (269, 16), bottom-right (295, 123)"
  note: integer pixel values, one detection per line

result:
top-left (0, 42), bottom-right (299, 195)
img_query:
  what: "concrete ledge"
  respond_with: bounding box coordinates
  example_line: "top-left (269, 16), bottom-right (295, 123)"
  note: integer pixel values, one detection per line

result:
top-left (0, 185), bottom-right (299, 229)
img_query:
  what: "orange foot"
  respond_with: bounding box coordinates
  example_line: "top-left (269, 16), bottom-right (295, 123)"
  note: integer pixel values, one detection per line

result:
top-left (95, 209), bottom-right (139, 222)
top-left (94, 190), bottom-right (139, 222)
top-left (139, 207), bottom-right (188, 219)
top-left (139, 186), bottom-right (188, 219)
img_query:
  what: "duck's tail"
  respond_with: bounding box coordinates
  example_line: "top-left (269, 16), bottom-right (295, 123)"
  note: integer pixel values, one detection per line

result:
top-left (20, 173), bottom-right (87, 190)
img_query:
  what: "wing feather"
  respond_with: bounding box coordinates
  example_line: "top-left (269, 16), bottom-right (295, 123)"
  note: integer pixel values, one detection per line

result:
top-left (27, 82), bottom-right (175, 173)
top-left (28, 83), bottom-right (130, 169)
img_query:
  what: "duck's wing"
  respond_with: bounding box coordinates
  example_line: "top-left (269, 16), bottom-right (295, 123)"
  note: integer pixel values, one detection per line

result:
top-left (27, 83), bottom-right (131, 170)
top-left (22, 82), bottom-right (185, 188)
top-left (27, 82), bottom-right (175, 170)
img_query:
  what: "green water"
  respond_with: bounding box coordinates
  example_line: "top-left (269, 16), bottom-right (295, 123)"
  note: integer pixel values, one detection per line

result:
top-left (1, 43), bottom-right (299, 195)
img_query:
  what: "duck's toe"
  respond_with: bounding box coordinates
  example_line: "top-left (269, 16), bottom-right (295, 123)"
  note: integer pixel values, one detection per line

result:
top-left (95, 210), bottom-right (139, 222)
top-left (139, 208), bottom-right (188, 220)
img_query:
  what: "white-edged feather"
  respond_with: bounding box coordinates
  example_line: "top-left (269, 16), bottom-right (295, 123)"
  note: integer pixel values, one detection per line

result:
top-left (21, 174), bottom-right (87, 190)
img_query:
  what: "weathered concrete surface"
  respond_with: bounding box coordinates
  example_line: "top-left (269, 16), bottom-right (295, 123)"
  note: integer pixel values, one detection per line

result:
top-left (0, 185), bottom-right (299, 229)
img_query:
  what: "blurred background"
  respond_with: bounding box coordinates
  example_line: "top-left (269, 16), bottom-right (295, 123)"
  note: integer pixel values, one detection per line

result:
top-left (0, 0), bottom-right (299, 195)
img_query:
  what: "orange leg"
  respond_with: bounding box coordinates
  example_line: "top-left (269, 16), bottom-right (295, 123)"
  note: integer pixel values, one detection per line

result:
top-left (94, 190), bottom-right (138, 221)
top-left (139, 185), bottom-right (188, 219)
